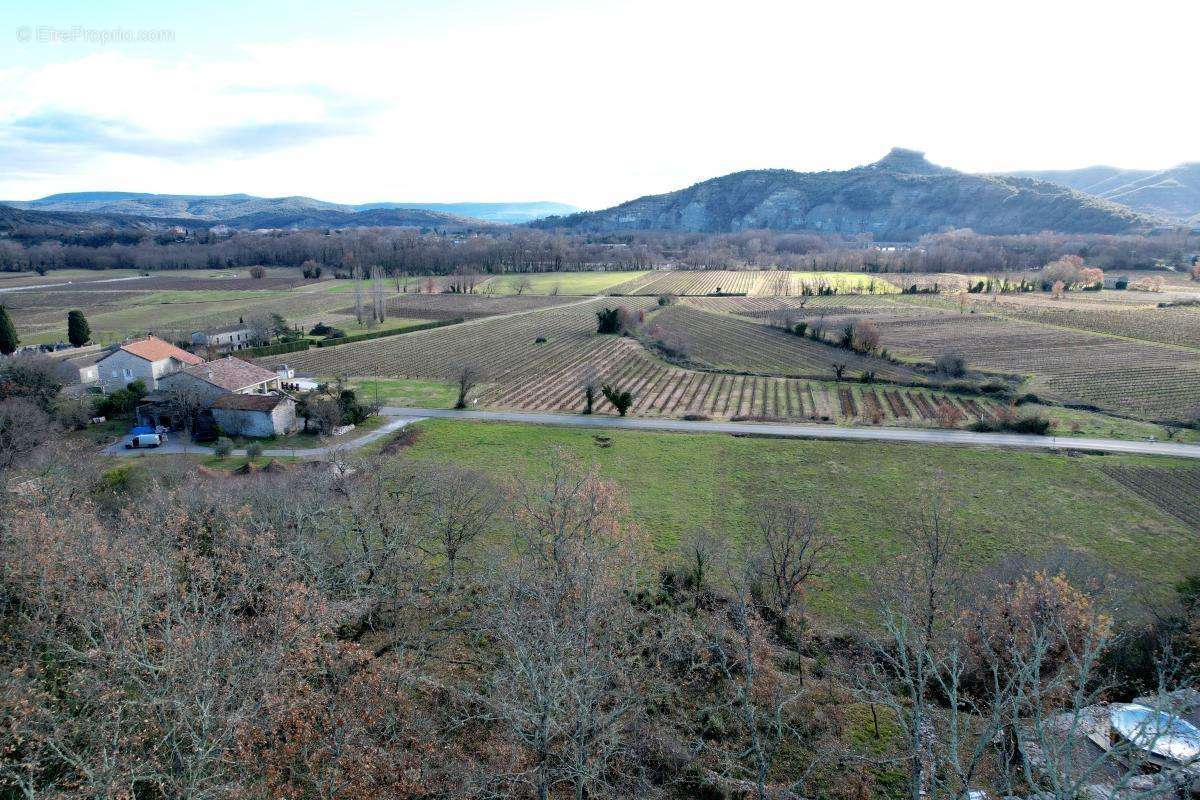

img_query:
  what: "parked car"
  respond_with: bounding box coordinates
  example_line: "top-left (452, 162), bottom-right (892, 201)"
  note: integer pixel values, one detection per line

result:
top-left (125, 433), bottom-right (166, 449)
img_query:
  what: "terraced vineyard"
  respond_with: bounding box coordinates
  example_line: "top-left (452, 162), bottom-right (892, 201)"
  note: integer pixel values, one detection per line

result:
top-left (646, 304), bottom-right (922, 383)
top-left (965, 294), bottom-right (1200, 349)
top-left (1098, 466), bottom-right (1200, 528)
top-left (680, 294), bottom-right (910, 317)
top-left (870, 313), bottom-right (1200, 419)
top-left (259, 296), bottom-right (1002, 423)
top-left (678, 293), bottom-right (1200, 421)
top-left (608, 270), bottom-right (762, 296)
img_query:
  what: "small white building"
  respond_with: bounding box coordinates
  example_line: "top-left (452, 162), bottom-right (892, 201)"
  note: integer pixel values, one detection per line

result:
top-left (191, 324), bottom-right (259, 353)
top-left (210, 392), bottom-right (297, 438)
top-left (96, 335), bottom-right (205, 392)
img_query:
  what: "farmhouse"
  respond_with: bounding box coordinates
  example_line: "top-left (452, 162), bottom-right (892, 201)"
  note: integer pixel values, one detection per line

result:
top-left (138, 356), bottom-right (283, 429)
top-left (191, 324), bottom-right (259, 354)
top-left (157, 356), bottom-right (281, 406)
top-left (95, 335), bottom-right (205, 392)
top-left (210, 392), bottom-right (297, 438)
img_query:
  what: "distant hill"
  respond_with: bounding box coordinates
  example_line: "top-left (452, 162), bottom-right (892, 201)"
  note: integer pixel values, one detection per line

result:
top-left (0, 203), bottom-right (199, 233)
top-left (221, 207), bottom-right (493, 231)
top-left (532, 148), bottom-right (1155, 238)
top-left (354, 201), bottom-right (579, 224)
top-left (1008, 163), bottom-right (1200, 224)
top-left (0, 202), bottom-right (491, 236)
top-left (3, 192), bottom-right (578, 225)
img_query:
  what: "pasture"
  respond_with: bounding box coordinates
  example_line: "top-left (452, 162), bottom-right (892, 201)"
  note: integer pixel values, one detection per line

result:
top-left (386, 418), bottom-right (1200, 622)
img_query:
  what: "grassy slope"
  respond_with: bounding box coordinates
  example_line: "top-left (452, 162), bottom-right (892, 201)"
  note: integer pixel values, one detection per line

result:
top-left (391, 419), bottom-right (1198, 624)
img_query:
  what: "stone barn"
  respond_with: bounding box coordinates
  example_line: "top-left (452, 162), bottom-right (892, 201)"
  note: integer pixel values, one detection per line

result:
top-left (210, 393), bottom-right (297, 439)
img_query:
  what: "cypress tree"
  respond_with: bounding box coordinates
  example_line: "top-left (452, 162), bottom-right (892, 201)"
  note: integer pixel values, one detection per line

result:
top-left (67, 309), bottom-right (91, 347)
top-left (0, 305), bottom-right (18, 355)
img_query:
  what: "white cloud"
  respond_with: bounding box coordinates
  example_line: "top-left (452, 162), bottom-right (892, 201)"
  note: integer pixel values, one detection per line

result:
top-left (1, 0), bottom-right (1197, 207)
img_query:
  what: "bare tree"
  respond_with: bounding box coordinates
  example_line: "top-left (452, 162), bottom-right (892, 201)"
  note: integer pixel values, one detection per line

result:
top-left (857, 488), bottom-right (967, 800)
top-left (752, 500), bottom-right (834, 628)
top-left (454, 366), bottom-right (477, 409)
top-left (370, 265), bottom-right (386, 323)
top-left (481, 452), bottom-right (650, 800)
top-left (305, 395), bottom-right (343, 435)
top-left (699, 559), bottom-right (814, 800)
top-left (353, 264), bottom-right (365, 324)
top-left (414, 462), bottom-right (502, 586)
top-left (246, 314), bottom-right (272, 346)
top-left (157, 379), bottom-right (212, 435)
top-left (0, 398), bottom-right (52, 477)
top-left (677, 525), bottom-right (721, 591)
top-left (580, 365), bottom-right (599, 415)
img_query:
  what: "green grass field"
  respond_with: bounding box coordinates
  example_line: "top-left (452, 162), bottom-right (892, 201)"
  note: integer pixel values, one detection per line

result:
top-left (791, 271), bottom-right (901, 294)
top-left (385, 419), bottom-right (1198, 624)
top-left (347, 378), bottom-right (463, 408)
top-left (482, 271), bottom-right (648, 296)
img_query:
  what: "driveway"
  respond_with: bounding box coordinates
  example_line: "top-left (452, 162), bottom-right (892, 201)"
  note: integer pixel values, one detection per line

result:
top-left (103, 416), bottom-right (423, 458)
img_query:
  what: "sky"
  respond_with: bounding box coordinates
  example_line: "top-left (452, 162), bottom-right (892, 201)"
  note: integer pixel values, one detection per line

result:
top-left (1, 0), bottom-right (1197, 209)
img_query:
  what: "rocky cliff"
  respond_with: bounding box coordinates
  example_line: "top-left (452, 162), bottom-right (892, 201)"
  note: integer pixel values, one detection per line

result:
top-left (535, 149), bottom-right (1154, 238)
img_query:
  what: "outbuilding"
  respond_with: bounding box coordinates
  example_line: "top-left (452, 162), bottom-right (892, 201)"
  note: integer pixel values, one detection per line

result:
top-left (210, 392), bottom-right (297, 438)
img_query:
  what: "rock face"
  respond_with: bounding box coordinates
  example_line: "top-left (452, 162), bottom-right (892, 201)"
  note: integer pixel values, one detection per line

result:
top-left (535, 149), bottom-right (1153, 238)
top-left (1010, 163), bottom-right (1200, 224)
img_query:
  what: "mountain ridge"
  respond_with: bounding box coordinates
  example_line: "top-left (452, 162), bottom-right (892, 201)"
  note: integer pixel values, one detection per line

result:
top-left (531, 149), bottom-right (1156, 238)
top-left (0, 202), bottom-right (498, 234)
top-left (1007, 162), bottom-right (1200, 224)
top-left (2, 193), bottom-right (579, 225)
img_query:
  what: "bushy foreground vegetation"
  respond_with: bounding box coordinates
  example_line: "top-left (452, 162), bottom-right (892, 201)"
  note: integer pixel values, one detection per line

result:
top-left (2, 442), bottom-right (1197, 799)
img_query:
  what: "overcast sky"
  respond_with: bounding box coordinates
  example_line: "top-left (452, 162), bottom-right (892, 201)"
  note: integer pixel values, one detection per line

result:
top-left (1, 0), bottom-right (1196, 209)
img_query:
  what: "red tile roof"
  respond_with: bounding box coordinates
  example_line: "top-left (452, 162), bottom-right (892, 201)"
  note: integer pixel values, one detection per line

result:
top-left (119, 335), bottom-right (204, 365)
top-left (177, 356), bottom-right (278, 392)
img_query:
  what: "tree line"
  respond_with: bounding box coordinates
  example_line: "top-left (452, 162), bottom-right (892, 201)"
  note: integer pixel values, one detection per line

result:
top-left (1, 221), bottom-right (1194, 277)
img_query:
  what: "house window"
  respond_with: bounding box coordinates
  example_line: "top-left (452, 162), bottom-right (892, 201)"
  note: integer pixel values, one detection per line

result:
top-left (123, 368), bottom-right (133, 382)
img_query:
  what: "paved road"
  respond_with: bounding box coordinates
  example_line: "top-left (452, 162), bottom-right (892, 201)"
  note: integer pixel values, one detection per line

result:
top-left (380, 407), bottom-right (1200, 460)
top-left (100, 407), bottom-right (1200, 461)
top-left (104, 416), bottom-right (422, 458)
